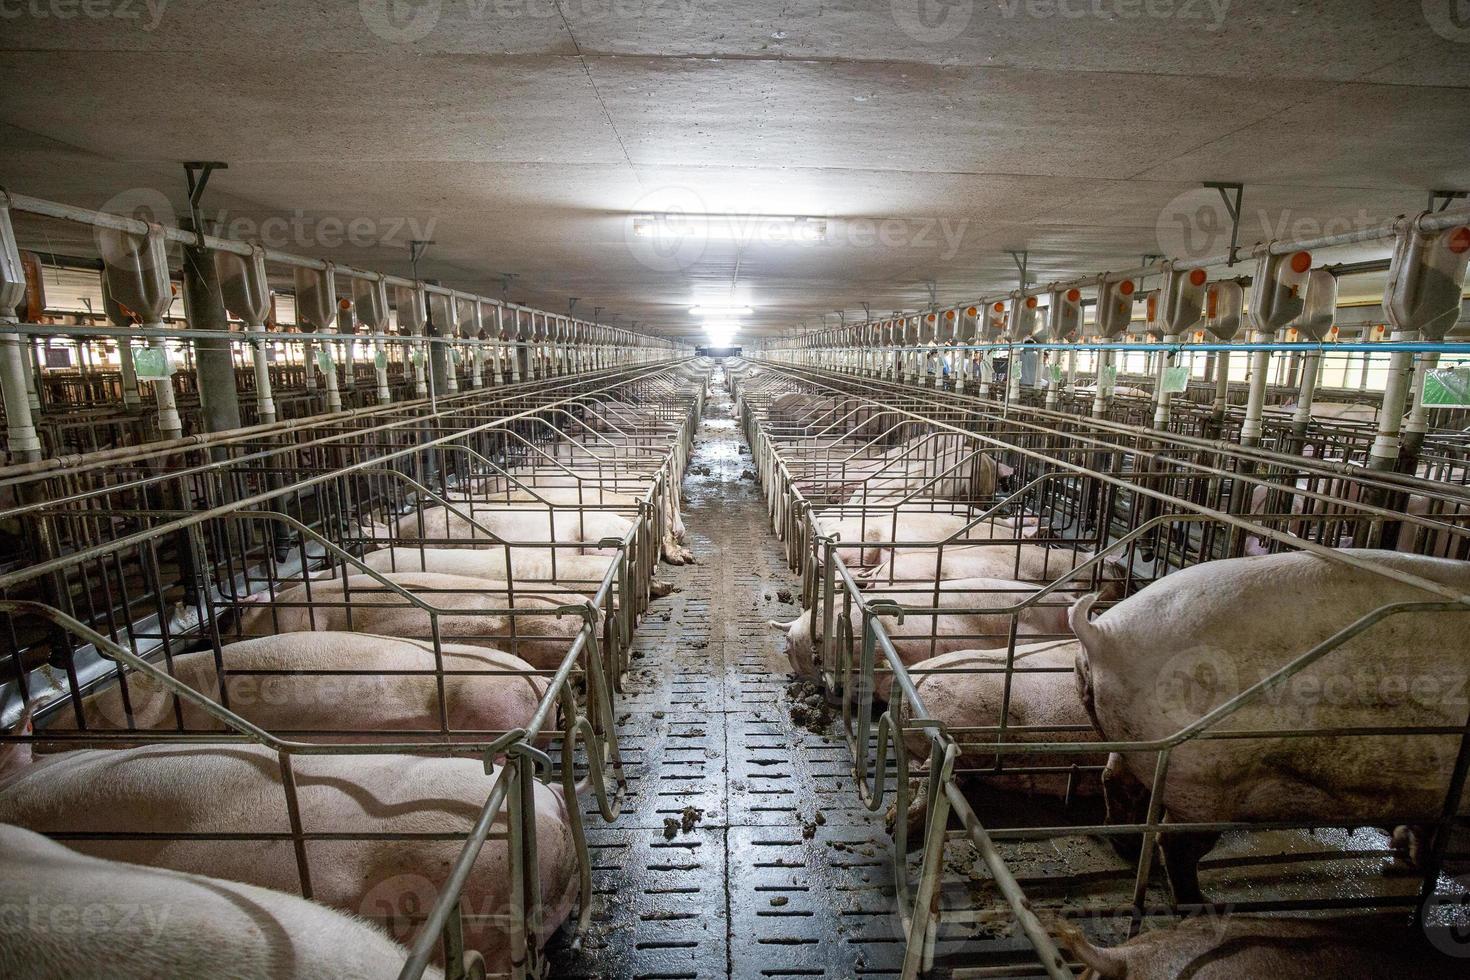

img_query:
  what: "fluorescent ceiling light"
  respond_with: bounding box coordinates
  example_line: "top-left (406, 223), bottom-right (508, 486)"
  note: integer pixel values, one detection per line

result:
top-left (633, 214), bottom-right (826, 243)
top-left (690, 305), bottom-right (752, 317)
top-left (704, 319), bottom-right (739, 346)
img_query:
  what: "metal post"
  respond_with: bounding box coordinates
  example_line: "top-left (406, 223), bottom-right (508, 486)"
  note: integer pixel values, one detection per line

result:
top-left (182, 236), bottom-right (242, 434)
top-left (1212, 350), bottom-right (1230, 419)
top-left (1239, 337), bottom-right (1273, 448)
top-left (1368, 329), bottom-right (1419, 471)
top-left (1399, 351), bottom-right (1436, 467)
top-left (1290, 349), bottom-right (1322, 440)
top-left (1152, 334), bottom-right (1179, 429)
top-left (0, 318), bottom-right (42, 462)
top-left (374, 339), bottom-right (391, 405)
top-left (248, 323), bottom-right (276, 424)
top-left (146, 327), bottom-right (183, 441)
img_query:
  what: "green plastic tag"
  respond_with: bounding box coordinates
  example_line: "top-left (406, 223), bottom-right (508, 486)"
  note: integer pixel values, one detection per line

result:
top-left (411, 351), bottom-right (424, 366)
top-left (1048, 364), bottom-right (1063, 383)
top-left (1100, 365), bottom-right (1118, 390)
top-left (1163, 365), bottom-right (1190, 393)
top-left (315, 350), bottom-right (334, 374)
top-left (450, 348), bottom-right (462, 363)
top-left (132, 347), bottom-right (170, 379)
top-left (375, 351), bottom-right (388, 372)
top-left (1424, 366), bottom-right (1470, 407)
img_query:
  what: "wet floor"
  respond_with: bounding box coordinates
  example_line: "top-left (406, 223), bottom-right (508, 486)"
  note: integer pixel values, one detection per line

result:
top-left (548, 377), bottom-right (905, 979)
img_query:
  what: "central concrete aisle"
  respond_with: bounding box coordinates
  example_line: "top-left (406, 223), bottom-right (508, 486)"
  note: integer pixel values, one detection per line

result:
top-left (548, 373), bottom-right (904, 979)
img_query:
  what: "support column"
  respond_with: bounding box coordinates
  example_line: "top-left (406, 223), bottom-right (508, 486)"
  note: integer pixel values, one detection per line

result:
top-left (247, 323), bottom-right (276, 424)
top-left (183, 238), bottom-right (241, 433)
top-left (0, 319), bottom-right (42, 462)
top-left (1368, 331), bottom-right (1418, 471)
top-left (1289, 350), bottom-right (1322, 441)
top-left (1239, 335), bottom-right (1274, 448)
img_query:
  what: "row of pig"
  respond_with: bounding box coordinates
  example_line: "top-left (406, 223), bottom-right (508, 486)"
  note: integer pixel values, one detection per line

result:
top-left (739, 370), bottom-right (1470, 978)
top-left (0, 365), bottom-right (710, 978)
top-left (756, 375), bottom-right (1465, 562)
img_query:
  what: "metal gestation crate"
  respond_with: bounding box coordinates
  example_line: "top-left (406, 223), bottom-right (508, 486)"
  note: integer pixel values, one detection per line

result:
top-left (739, 362), bottom-right (1470, 979)
top-left (0, 362), bottom-right (708, 979)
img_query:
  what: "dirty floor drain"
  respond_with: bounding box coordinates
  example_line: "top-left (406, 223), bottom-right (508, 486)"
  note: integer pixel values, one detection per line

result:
top-left (547, 382), bottom-right (904, 979)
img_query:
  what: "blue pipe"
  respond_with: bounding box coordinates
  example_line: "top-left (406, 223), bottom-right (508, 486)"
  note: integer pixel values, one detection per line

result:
top-left (809, 341), bottom-right (1470, 355)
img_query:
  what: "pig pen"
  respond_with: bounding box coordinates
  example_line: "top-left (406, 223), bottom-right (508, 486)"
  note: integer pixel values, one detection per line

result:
top-left (0, 361), bottom-right (709, 978)
top-left (739, 362), bottom-right (1470, 978)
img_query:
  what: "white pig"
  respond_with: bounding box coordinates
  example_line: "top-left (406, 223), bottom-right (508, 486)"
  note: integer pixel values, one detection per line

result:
top-left (772, 577), bottom-right (1077, 689)
top-left (358, 547), bottom-right (676, 598)
top-left (0, 745), bottom-right (575, 975)
top-left (1070, 549), bottom-right (1470, 903)
top-left (902, 640), bottom-right (1103, 798)
top-left (1052, 913), bottom-right (1462, 980)
top-left (0, 823), bottom-right (444, 980)
top-left (44, 632), bottom-right (546, 740)
top-left (234, 572), bottom-right (590, 670)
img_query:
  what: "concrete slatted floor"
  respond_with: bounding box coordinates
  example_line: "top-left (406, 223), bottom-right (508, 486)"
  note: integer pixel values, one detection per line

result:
top-left (548, 379), bottom-right (905, 979)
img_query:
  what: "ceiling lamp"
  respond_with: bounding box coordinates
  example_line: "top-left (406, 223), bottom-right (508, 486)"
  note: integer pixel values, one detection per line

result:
top-left (689, 305), bottom-right (753, 317)
top-left (633, 214), bottom-right (826, 243)
top-left (704, 319), bottom-right (739, 347)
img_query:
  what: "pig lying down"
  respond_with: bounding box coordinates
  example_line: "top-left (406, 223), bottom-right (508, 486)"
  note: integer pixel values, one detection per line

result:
top-left (43, 632), bottom-right (547, 741)
top-left (0, 824), bottom-right (441, 980)
top-left (235, 572), bottom-right (590, 670)
top-left (357, 546), bottom-right (675, 597)
top-left (0, 744), bottom-right (575, 975)
top-left (902, 640), bottom-right (1103, 799)
top-left (374, 500), bottom-right (693, 565)
top-left (1053, 913), bottom-right (1463, 980)
top-left (1071, 548), bottom-right (1470, 904)
top-left (771, 577), bottom-right (1084, 698)
top-left (810, 510), bottom-right (1045, 570)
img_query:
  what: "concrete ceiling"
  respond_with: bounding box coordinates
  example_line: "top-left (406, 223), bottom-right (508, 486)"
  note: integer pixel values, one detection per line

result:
top-left (2, 1), bottom-right (1468, 342)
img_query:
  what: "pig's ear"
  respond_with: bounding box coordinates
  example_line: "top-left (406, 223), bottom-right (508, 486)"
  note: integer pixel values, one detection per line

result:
top-left (0, 701), bottom-right (38, 781)
top-left (996, 462), bottom-right (1015, 479)
top-left (767, 619), bottom-right (794, 634)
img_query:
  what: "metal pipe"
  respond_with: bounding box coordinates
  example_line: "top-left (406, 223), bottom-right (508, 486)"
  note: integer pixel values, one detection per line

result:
top-left (145, 326), bottom-right (183, 441)
top-left (1290, 350), bottom-right (1322, 439)
top-left (1368, 329), bottom-right (1419, 470)
top-left (182, 239), bottom-right (242, 434)
top-left (1152, 333), bottom-right (1179, 429)
top-left (1239, 339), bottom-right (1273, 447)
top-left (247, 324), bottom-right (276, 424)
top-left (781, 204), bottom-right (1470, 325)
top-left (0, 317), bottom-right (42, 462)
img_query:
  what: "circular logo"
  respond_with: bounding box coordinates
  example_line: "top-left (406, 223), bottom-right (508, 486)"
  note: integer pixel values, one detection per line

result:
top-left (95, 186), bottom-right (177, 269)
top-left (359, 873), bottom-right (441, 944)
top-left (1151, 645), bottom-right (1240, 726)
top-left (890, 0), bottom-right (975, 42)
top-left (1423, 877), bottom-right (1470, 957)
top-left (623, 185), bottom-right (712, 273)
top-left (91, 669), bottom-right (177, 732)
top-left (360, 0), bottom-right (443, 43)
top-left (1423, 0), bottom-right (1470, 42)
top-left (1154, 186), bottom-right (1238, 262)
